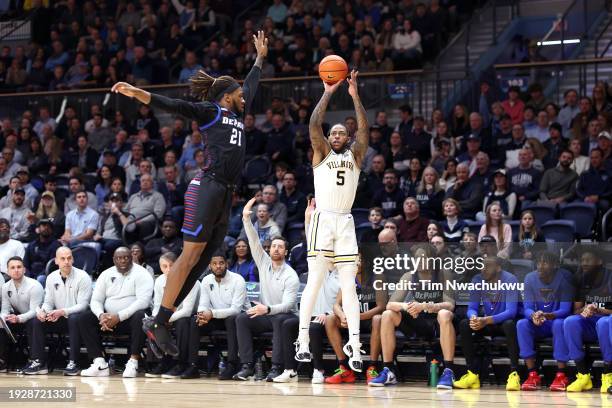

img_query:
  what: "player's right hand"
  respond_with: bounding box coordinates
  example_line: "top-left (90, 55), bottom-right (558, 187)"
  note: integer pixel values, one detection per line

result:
top-left (323, 78), bottom-right (343, 94)
top-left (111, 81), bottom-right (139, 98)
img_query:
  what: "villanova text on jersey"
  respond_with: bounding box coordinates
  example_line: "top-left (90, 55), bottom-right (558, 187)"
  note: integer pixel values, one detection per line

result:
top-left (326, 158), bottom-right (355, 171)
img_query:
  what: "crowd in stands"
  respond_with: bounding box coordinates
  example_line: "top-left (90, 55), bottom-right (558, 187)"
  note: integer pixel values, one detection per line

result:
top-left (0, 0), bottom-right (480, 92)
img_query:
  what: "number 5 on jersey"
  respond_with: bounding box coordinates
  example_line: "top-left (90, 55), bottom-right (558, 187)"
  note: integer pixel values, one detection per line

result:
top-left (336, 170), bottom-right (345, 185)
top-left (230, 128), bottom-right (242, 146)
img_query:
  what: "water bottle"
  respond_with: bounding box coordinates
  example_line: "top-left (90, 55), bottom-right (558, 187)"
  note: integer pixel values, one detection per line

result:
top-left (254, 357), bottom-right (264, 381)
top-left (218, 357), bottom-right (226, 373)
top-left (429, 359), bottom-right (439, 387)
top-left (108, 356), bottom-right (115, 372)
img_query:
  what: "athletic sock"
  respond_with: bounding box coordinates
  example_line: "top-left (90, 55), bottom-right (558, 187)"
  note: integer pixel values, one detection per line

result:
top-left (383, 361), bottom-right (396, 374)
top-left (575, 360), bottom-right (587, 375)
top-left (558, 366), bottom-right (568, 375)
top-left (443, 360), bottom-right (454, 372)
top-left (154, 306), bottom-right (174, 325)
top-left (340, 358), bottom-right (349, 369)
top-left (528, 367), bottom-right (538, 373)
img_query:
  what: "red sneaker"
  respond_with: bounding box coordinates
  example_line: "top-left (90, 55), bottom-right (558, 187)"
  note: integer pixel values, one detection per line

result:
top-left (325, 365), bottom-right (356, 384)
top-left (366, 366), bottom-right (378, 384)
top-left (549, 372), bottom-right (569, 391)
top-left (521, 370), bottom-right (542, 391)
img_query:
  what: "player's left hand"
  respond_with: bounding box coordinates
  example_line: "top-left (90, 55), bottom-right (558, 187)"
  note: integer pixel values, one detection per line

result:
top-left (5, 314), bottom-right (18, 324)
top-left (247, 301), bottom-right (268, 318)
top-left (242, 197), bottom-right (257, 220)
top-left (111, 81), bottom-right (139, 98)
top-left (253, 30), bottom-right (268, 59)
top-left (46, 309), bottom-right (66, 322)
top-left (347, 70), bottom-right (359, 98)
top-left (313, 314), bottom-right (327, 325)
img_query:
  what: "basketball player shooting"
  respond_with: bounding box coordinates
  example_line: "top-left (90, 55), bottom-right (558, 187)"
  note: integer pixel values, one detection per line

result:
top-left (110, 31), bottom-right (268, 357)
top-left (295, 70), bottom-right (369, 372)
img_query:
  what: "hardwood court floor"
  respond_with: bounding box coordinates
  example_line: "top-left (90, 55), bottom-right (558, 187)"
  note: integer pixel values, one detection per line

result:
top-left (0, 373), bottom-right (610, 407)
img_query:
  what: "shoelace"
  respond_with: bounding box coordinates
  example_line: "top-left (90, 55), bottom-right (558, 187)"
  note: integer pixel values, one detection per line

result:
top-left (332, 367), bottom-right (346, 376)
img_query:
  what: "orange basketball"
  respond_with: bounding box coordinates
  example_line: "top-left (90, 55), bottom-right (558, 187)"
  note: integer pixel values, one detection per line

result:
top-left (318, 55), bottom-right (348, 85)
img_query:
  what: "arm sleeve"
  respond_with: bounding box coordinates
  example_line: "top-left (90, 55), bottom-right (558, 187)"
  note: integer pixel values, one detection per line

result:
top-left (269, 274), bottom-right (299, 315)
top-left (242, 66), bottom-right (262, 112)
top-left (90, 275), bottom-right (106, 319)
top-left (148, 93), bottom-right (218, 123)
top-left (523, 278), bottom-right (536, 318)
top-left (197, 280), bottom-right (211, 313)
top-left (170, 283), bottom-right (199, 322)
top-left (212, 278), bottom-right (247, 319)
top-left (18, 283), bottom-right (44, 323)
top-left (118, 272), bottom-right (154, 322)
top-left (492, 278), bottom-right (519, 324)
top-left (244, 216), bottom-right (270, 273)
top-left (152, 277), bottom-right (163, 316)
top-left (64, 274), bottom-right (92, 316)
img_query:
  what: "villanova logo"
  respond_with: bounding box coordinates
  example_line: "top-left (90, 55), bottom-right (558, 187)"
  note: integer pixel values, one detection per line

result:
top-left (55, 283), bottom-right (60, 290)
top-left (111, 277), bottom-right (116, 283)
top-left (7, 291), bottom-right (11, 298)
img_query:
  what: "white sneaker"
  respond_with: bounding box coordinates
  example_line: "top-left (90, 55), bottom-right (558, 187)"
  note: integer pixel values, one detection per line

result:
top-left (311, 369), bottom-right (325, 384)
top-left (272, 369), bottom-right (298, 383)
top-left (343, 341), bottom-right (364, 373)
top-left (294, 339), bottom-right (312, 362)
top-left (81, 358), bottom-right (110, 377)
top-left (122, 359), bottom-right (139, 378)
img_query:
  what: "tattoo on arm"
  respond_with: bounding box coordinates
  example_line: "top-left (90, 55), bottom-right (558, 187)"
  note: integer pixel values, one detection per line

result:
top-left (351, 94), bottom-right (369, 165)
top-left (309, 92), bottom-right (333, 153)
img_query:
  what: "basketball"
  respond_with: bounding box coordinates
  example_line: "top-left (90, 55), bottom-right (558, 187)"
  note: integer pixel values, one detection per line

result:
top-left (318, 55), bottom-right (348, 85)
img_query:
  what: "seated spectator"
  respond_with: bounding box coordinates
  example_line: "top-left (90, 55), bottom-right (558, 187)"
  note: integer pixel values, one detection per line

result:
top-left (15, 167), bottom-right (39, 205)
top-left (78, 247), bottom-right (154, 378)
top-left (94, 165), bottom-right (114, 209)
top-left (0, 157), bottom-right (12, 188)
top-left (539, 150), bottom-right (578, 205)
top-left (184, 149), bottom-right (205, 183)
top-left (508, 148), bottom-right (542, 211)
top-left (23, 219), bottom-right (61, 285)
top-left (61, 191), bottom-right (99, 248)
top-left (71, 135), bottom-right (99, 173)
top-left (265, 114), bottom-right (295, 165)
top-left (542, 123), bottom-right (567, 169)
top-left (478, 203), bottom-right (512, 259)
top-left (178, 51), bottom-right (203, 84)
top-left (0, 256), bottom-right (44, 374)
top-left (252, 185), bottom-right (288, 232)
top-left (0, 219), bottom-right (25, 275)
top-left (64, 177), bottom-right (98, 213)
top-left (440, 198), bottom-right (469, 243)
top-left (2, 147), bottom-right (21, 178)
top-left (430, 138), bottom-right (454, 176)
top-left (360, 207), bottom-right (384, 244)
top-left (471, 152), bottom-right (493, 191)
top-left (501, 86), bottom-right (525, 125)
top-left (513, 210), bottom-right (544, 260)
top-left (439, 158), bottom-right (457, 192)
top-left (239, 203), bottom-right (281, 245)
top-left (178, 131), bottom-right (204, 174)
top-left (93, 192), bottom-right (131, 262)
top-left (234, 197), bottom-right (300, 381)
top-left (33, 191), bottom-right (65, 239)
top-left (427, 222), bottom-right (442, 242)
top-left (391, 20), bottom-right (422, 69)
top-left (576, 148), bottom-right (612, 212)
top-left (445, 163), bottom-right (483, 219)
top-left (87, 113), bottom-right (115, 153)
top-left (522, 106), bottom-right (537, 133)
top-left (29, 247), bottom-right (92, 376)
top-left (33, 106), bottom-right (57, 136)
top-left (131, 242), bottom-right (155, 277)
top-left (189, 250), bottom-right (246, 380)
top-left (404, 116), bottom-right (431, 162)
top-left (0, 187), bottom-right (32, 242)
top-left (149, 252), bottom-right (199, 379)
top-left (399, 157), bottom-right (422, 197)
top-left (280, 171), bottom-right (306, 225)
top-left (569, 137), bottom-right (590, 176)
top-left (476, 169), bottom-right (517, 221)
top-left (505, 123), bottom-right (528, 161)
top-left (395, 197), bottom-right (429, 243)
top-left (229, 239), bottom-right (258, 282)
top-left (125, 174), bottom-right (167, 239)
top-left (372, 169), bottom-right (405, 219)
top-left (144, 218), bottom-right (183, 271)
top-left (127, 159), bottom-right (158, 195)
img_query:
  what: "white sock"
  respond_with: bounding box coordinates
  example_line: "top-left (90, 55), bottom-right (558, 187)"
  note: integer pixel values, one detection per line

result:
top-left (94, 357), bottom-right (107, 367)
top-left (297, 255), bottom-right (328, 344)
top-left (129, 358), bottom-right (138, 367)
top-left (337, 263), bottom-right (360, 348)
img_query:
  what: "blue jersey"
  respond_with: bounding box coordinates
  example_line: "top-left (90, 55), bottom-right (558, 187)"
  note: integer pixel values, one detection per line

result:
top-left (523, 268), bottom-right (574, 319)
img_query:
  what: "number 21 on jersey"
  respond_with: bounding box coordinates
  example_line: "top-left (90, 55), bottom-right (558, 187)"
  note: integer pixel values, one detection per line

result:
top-left (230, 128), bottom-right (242, 146)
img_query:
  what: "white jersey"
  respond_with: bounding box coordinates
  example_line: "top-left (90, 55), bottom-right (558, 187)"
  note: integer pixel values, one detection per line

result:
top-left (313, 149), bottom-right (361, 212)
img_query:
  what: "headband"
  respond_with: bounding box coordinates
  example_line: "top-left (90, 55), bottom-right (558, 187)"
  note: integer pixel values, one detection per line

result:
top-left (209, 80), bottom-right (240, 102)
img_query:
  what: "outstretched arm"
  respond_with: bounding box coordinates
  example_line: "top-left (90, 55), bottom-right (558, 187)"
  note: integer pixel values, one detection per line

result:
top-left (310, 80), bottom-right (342, 166)
top-left (348, 70), bottom-right (369, 168)
top-left (112, 82), bottom-right (217, 122)
top-left (243, 31), bottom-right (268, 111)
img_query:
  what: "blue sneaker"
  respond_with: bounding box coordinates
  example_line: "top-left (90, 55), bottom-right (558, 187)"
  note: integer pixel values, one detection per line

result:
top-left (368, 367), bottom-right (397, 387)
top-left (437, 368), bottom-right (455, 389)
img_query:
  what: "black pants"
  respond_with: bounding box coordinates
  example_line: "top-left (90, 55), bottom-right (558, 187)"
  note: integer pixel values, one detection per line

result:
top-left (281, 316), bottom-right (325, 371)
top-left (459, 318), bottom-right (519, 373)
top-left (236, 312), bottom-right (294, 366)
top-left (0, 320), bottom-right (34, 361)
top-left (188, 315), bottom-right (238, 364)
top-left (174, 176), bottom-right (232, 307)
top-left (30, 313), bottom-right (82, 362)
top-left (78, 310), bottom-right (147, 360)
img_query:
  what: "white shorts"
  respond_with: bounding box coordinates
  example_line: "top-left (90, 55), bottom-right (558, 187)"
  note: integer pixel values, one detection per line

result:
top-left (307, 209), bottom-right (358, 264)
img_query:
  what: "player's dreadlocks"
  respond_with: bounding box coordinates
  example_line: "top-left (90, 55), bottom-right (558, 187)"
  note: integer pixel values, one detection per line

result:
top-left (189, 70), bottom-right (240, 102)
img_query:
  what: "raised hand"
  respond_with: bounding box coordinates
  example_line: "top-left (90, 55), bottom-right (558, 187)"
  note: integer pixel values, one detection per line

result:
top-left (253, 30), bottom-right (268, 59)
top-left (242, 197), bottom-right (258, 220)
top-left (347, 70), bottom-right (359, 98)
top-left (111, 82), bottom-right (139, 98)
top-left (323, 78), bottom-right (343, 94)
